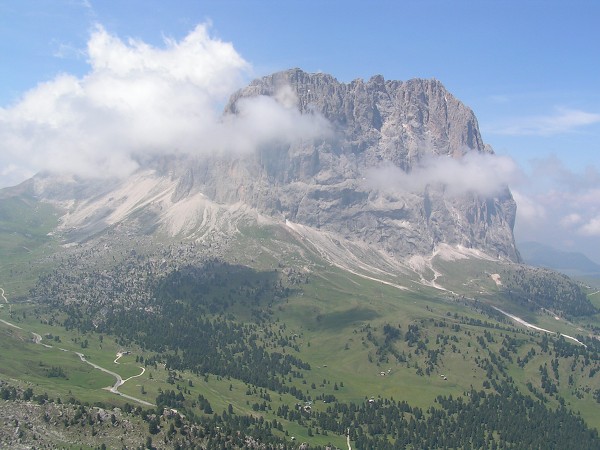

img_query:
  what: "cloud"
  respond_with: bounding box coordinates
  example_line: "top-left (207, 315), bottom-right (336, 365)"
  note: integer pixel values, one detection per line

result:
top-left (488, 94), bottom-right (510, 104)
top-left (219, 90), bottom-right (331, 153)
top-left (0, 23), bottom-right (331, 185)
top-left (560, 213), bottom-right (582, 228)
top-left (366, 152), bottom-right (521, 198)
top-left (512, 190), bottom-right (546, 225)
top-left (580, 216), bottom-right (600, 236)
top-left (512, 156), bottom-right (600, 259)
top-left (487, 107), bottom-right (600, 136)
top-left (0, 163), bottom-right (35, 185)
top-left (51, 40), bottom-right (85, 59)
top-left (534, 187), bottom-right (600, 239)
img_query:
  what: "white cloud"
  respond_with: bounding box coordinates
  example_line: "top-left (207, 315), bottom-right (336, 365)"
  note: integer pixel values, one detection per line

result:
top-left (512, 190), bottom-right (546, 225)
top-left (560, 213), bottom-right (582, 228)
top-left (0, 23), bottom-right (331, 185)
top-left (219, 93), bottom-right (331, 154)
top-left (487, 107), bottom-right (600, 136)
top-left (580, 216), bottom-right (600, 236)
top-left (512, 156), bottom-right (600, 259)
top-left (52, 41), bottom-right (80, 59)
top-left (0, 163), bottom-right (34, 184)
top-left (488, 94), bottom-right (510, 104)
top-left (366, 152), bottom-right (521, 198)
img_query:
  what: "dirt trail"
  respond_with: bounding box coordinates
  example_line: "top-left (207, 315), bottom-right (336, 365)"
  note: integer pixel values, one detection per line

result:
top-left (0, 286), bottom-right (153, 406)
top-left (0, 318), bottom-right (21, 330)
top-left (31, 332), bottom-right (52, 348)
top-left (0, 288), bottom-right (18, 330)
top-left (493, 306), bottom-right (587, 347)
top-left (75, 352), bottom-right (154, 406)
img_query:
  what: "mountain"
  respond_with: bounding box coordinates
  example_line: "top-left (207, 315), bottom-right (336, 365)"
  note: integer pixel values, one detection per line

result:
top-left (519, 241), bottom-right (600, 276)
top-left (1, 69), bottom-right (599, 449)
top-left (22, 68), bottom-right (519, 267)
top-left (206, 69), bottom-right (519, 261)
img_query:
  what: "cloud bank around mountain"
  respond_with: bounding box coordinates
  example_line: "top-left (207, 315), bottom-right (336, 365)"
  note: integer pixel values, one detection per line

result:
top-left (366, 152), bottom-right (521, 198)
top-left (512, 157), bottom-right (600, 257)
top-left (487, 107), bottom-right (600, 136)
top-left (0, 23), bottom-right (330, 185)
top-left (1, 21), bottom-right (598, 260)
top-left (366, 151), bottom-right (600, 259)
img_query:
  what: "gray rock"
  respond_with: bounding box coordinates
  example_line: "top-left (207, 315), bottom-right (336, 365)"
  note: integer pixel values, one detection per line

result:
top-left (188, 69), bottom-right (519, 261)
top-left (24, 68), bottom-right (520, 263)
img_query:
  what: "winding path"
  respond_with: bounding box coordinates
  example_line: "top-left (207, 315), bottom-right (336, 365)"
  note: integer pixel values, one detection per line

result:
top-left (32, 331), bottom-right (52, 348)
top-left (493, 306), bottom-right (587, 347)
top-left (0, 288), bottom-right (18, 330)
top-left (0, 318), bottom-right (21, 330)
top-left (75, 352), bottom-right (154, 406)
top-left (0, 285), bottom-right (153, 406)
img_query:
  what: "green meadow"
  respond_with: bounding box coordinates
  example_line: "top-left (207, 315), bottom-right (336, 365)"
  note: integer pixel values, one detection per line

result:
top-left (0, 216), bottom-right (599, 447)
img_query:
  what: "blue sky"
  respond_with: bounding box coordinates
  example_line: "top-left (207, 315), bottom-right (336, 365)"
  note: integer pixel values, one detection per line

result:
top-left (1, 0), bottom-right (599, 260)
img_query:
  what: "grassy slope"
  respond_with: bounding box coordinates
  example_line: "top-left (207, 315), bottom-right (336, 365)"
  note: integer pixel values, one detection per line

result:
top-left (3, 259), bottom-right (598, 442)
top-left (0, 211), bottom-right (599, 445)
top-left (0, 303), bottom-right (148, 405)
top-left (0, 192), bottom-right (60, 297)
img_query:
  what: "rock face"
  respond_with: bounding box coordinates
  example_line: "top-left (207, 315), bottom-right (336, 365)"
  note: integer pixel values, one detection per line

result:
top-left (182, 68), bottom-right (519, 261)
top-left (22, 68), bottom-right (519, 263)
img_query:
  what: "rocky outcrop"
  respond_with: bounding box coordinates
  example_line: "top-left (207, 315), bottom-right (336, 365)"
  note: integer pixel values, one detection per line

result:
top-left (185, 69), bottom-right (519, 261)
top-left (26, 69), bottom-right (519, 262)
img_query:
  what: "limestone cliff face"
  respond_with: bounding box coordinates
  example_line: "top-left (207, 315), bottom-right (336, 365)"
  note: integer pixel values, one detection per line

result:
top-left (178, 68), bottom-right (519, 261)
top-left (14, 69), bottom-right (518, 261)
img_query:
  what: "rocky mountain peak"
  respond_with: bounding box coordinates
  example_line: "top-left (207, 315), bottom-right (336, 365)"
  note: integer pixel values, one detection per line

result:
top-left (227, 69), bottom-right (486, 168)
top-left (27, 68), bottom-right (520, 264)
top-left (207, 69), bottom-right (519, 261)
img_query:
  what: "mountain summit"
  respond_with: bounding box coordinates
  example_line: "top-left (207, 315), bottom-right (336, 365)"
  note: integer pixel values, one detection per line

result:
top-left (24, 69), bottom-right (519, 264)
